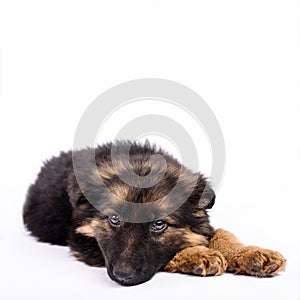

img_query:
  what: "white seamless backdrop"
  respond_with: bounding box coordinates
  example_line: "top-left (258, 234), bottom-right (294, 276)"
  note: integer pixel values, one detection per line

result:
top-left (0, 1), bottom-right (299, 300)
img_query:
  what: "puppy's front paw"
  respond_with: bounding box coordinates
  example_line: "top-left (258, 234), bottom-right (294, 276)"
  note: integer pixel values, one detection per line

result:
top-left (229, 246), bottom-right (286, 277)
top-left (164, 246), bottom-right (227, 276)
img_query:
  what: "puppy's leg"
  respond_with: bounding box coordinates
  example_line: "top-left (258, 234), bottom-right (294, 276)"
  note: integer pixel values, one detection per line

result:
top-left (164, 246), bottom-right (227, 276)
top-left (209, 229), bottom-right (286, 277)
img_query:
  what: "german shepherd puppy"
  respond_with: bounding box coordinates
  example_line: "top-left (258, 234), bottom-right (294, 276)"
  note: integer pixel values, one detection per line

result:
top-left (23, 141), bottom-right (286, 286)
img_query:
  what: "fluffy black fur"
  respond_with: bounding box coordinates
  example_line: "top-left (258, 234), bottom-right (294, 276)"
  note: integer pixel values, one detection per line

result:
top-left (23, 141), bottom-right (215, 285)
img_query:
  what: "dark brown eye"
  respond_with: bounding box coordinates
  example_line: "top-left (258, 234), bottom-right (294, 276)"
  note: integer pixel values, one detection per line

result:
top-left (108, 214), bottom-right (121, 227)
top-left (151, 220), bottom-right (167, 232)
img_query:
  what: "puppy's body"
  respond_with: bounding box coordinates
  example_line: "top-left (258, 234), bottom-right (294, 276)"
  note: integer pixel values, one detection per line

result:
top-left (23, 141), bottom-right (286, 285)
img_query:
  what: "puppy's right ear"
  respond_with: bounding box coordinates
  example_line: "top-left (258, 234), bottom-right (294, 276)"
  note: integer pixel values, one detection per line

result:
top-left (66, 172), bottom-right (86, 208)
top-left (188, 175), bottom-right (216, 210)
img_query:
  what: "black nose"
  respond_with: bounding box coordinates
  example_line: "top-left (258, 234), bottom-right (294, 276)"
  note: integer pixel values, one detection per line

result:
top-left (112, 268), bottom-right (135, 283)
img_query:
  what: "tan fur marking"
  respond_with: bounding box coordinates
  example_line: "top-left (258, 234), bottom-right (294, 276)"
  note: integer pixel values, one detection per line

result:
top-left (76, 224), bottom-right (95, 237)
top-left (159, 227), bottom-right (209, 249)
top-left (95, 165), bottom-right (130, 201)
top-left (183, 229), bottom-right (209, 247)
top-left (209, 228), bottom-right (286, 277)
top-left (163, 216), bottom-right (177, 225)
top-left (192, 210), bottom-right (206, 218)
top-left (96, 164), bottom-right (116, 180)
top-left (96, 159), bottom-right (150, 181)
top-left (76, 219), bottom-right (102, 237)
top-left (109, 183), bottom-right (129, 201)
top-left (94, 164), bottom-right (129, 201)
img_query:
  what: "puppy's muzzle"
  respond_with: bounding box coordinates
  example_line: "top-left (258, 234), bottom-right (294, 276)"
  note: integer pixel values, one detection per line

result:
top-left (112, 267), bottom-right (135, 285)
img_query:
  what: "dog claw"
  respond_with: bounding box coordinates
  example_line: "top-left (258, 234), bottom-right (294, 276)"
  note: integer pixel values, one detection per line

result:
top-left (266, 263), bottom-right (278, 273)
top-left (251, 265), bottom-right (261, 272)
top-left (194, 267), bottom-right (203, 275)
top-left (207, 267), bottom-right (218, 275)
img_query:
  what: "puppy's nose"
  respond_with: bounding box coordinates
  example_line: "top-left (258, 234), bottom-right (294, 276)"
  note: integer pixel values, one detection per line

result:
top-left (113, 268), bottom-right (135, 283)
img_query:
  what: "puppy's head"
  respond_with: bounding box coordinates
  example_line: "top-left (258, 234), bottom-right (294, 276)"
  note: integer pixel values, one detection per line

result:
top-left (69, 142), bottom-right (215, 286)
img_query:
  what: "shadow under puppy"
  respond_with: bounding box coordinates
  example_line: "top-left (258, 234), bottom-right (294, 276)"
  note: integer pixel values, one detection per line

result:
top-left (23, 141), bottom-right (286, 286)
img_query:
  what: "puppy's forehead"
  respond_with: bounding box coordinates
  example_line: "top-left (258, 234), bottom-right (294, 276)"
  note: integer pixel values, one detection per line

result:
top-left (94, 158), bottom-right (182, 204)
top-left (75, 145), bottom-right (205, 222)
top-left (96, 156), bottom-right (153, 180)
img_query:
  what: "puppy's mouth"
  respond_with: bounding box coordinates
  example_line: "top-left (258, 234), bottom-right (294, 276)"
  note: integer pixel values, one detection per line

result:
top-left (107, 264), bottom-right (156, 286)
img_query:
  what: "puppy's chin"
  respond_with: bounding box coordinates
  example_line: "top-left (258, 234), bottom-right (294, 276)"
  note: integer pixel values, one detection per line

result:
top-left (112, 276), bottom-right (152, 286)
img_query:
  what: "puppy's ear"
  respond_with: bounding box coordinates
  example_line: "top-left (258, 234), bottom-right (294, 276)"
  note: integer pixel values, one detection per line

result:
top-left (188, 176), bottom-right (216, 209)
top-left (66, 172), bottom-right (87, 208)
top-left (198, 186), bottom-right (215, 209)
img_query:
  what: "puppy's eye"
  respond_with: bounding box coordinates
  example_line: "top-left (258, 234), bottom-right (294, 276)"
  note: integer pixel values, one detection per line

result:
top-left (151, 220), bottom-right (167, 232)
top-left (108, 214), bottom-right (120, 227)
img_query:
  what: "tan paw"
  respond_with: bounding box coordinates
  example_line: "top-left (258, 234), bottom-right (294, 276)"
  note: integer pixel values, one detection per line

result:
top-left (230, 246), bottom-right (286, 277)
top-left (165, 246), bottom-right (227, 276)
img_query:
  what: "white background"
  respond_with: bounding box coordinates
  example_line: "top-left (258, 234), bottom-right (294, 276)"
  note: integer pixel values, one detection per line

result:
top-left (0, 1), bottom-right (299, 299)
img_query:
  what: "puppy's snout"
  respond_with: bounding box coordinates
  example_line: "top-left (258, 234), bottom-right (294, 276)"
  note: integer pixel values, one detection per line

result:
top-left (112, 267), bottom-right (135, 284)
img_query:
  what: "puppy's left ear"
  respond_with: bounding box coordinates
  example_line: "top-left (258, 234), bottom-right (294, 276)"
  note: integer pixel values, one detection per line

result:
top-left (198, 186), bottom-right (215, 209)
top-left (188, 176), bottom-right (216, 209)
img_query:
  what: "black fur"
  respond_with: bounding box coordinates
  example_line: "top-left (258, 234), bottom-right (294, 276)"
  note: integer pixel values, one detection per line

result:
top-left (23, 141), bottom-right (215, 285)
